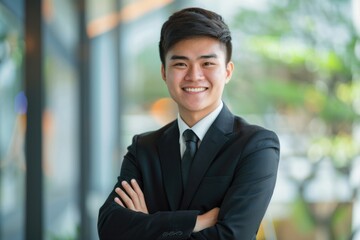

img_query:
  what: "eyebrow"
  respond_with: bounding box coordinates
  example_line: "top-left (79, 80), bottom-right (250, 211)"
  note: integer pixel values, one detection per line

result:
top-left (169, 54), bottom-right (218, 61)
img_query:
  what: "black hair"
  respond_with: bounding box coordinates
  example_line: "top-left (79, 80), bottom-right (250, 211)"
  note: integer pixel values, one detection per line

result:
top-left (159, 7), bottom-right (232, 66)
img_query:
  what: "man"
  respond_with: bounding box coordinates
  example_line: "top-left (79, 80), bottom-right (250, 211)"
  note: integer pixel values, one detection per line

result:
top-left (98, 7), bottom-right (280, 240)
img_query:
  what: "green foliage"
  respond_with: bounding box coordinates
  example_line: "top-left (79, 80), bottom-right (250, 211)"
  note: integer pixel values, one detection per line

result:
top-left (231, 0), bottom-right (359, 128)
top-left (309, 134), bottom-right (359, 167)
top-left (331, 204), bottom-right (353, 240)
top-left (231, 0), bottom-right (359, 238)
top-left (246, 36), bottom-right (346, 73)
top-left (292, 197), bottom-right (315, 233)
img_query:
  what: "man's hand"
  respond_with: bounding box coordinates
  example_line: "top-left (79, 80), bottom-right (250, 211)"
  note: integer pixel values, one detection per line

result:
top-left (114, 179), bottom-right (149, 214)
top-left (193, 207), bottom-right (220, 232)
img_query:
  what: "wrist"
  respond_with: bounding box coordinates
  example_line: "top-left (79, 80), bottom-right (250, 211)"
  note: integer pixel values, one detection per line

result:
top-left (193, 207), bottom-right (219, 232)
top-left (193, 215), bottom-right (203, 233)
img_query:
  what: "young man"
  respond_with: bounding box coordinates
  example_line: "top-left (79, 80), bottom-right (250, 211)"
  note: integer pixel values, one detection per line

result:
top-left (98, 7), bottom-right (280, 240)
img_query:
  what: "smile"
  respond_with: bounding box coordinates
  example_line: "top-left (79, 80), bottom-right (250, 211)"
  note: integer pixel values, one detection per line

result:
top-left (183, 87), bottom-right (207, 92)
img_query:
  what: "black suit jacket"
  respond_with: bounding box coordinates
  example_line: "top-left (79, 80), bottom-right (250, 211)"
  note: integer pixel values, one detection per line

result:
top-left (98, 104), bottom-right (280, 240)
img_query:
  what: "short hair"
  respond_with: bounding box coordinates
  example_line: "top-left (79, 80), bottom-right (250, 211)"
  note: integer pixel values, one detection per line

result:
top-left (159, 7), bottom-right (232, 65)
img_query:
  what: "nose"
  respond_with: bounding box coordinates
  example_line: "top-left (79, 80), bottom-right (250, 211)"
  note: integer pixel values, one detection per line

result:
top-left (185, 64), bottom-right (203, 81)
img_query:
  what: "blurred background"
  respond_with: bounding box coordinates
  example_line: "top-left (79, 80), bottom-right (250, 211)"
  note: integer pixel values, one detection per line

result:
top-left (0, 0), bottom-right (360, 239)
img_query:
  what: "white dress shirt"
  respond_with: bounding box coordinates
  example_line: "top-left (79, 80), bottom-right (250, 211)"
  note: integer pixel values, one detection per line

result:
top-left (178, 101), bottom-right (223, 158)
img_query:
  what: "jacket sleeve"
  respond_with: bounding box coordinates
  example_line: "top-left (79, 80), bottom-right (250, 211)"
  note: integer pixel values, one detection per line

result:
top-left (97, 135), bottom-right (199, 240)
top-left (190, 129), bottom-right (280, 240)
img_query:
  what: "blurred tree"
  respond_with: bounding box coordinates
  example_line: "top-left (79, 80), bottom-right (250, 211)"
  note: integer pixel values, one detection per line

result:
top-left (229, 0), bottom-right (360, 239)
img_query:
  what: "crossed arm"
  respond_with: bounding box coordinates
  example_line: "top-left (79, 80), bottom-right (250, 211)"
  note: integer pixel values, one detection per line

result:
top-left (98, 129), bottom-right (280, 239)
top-left (114, 179), bottom-right (219, 232)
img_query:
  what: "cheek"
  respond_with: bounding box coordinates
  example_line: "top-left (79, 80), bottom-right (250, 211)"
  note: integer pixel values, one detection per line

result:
top-left (166, 71), bottom-right (183, 85)
top-left (212, 79), bottom-right (226, 95)
top-left (165, 78), bottom-right (178, 94)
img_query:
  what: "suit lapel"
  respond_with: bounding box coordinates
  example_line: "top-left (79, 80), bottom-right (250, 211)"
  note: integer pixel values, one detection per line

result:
top-left (158, 121), bottom-right (183, 210)
top-left (180, 105), bottom-right (235, 209)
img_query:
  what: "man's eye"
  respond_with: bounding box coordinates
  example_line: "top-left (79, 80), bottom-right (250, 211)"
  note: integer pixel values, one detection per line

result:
top-left (174, 63), bottom-right (186, 67)
top-left (203, 62), bottom-right (214, 66)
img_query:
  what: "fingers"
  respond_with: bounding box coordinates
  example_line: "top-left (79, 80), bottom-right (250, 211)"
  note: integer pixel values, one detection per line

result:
top-left (115, 186), bottom-right (135, 209)
top-left (114, 179), bottom-right (148, 214)
top-left (123, 180), bottom-right (143, 210)
top-left (130, 179), bottom-right (148, 213)
top-left (114, 196), bottom-right (124, 207)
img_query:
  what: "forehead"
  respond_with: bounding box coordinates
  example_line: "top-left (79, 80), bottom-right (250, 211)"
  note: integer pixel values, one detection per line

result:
top-left (165, 37), bottom-right (227, 60)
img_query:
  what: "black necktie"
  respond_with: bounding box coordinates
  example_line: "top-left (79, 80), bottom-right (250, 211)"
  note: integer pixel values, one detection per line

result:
top-left (182, 129), bottom-right (199, 189)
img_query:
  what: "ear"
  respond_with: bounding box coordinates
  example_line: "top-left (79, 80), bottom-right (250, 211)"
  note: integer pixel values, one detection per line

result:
top-left (225, 61), bottom-right (234, 84)
top-left (161, 64), bottom-right (166, 81)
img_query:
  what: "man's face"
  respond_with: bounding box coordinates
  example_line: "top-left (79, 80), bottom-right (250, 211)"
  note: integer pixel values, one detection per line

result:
top-left (161, 36), bottom-right (234, 125)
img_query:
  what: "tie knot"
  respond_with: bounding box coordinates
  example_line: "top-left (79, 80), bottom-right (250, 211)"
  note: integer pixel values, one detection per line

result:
top-left (183, 129), bottom-right (198, 143)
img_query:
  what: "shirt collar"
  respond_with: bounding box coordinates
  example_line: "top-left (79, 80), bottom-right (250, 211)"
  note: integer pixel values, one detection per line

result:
top-left (178, 101), bottom-right (223, 143)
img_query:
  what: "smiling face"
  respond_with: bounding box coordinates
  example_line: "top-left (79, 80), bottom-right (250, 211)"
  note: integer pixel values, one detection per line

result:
top-left (161, 37), bottom-right (234, 126)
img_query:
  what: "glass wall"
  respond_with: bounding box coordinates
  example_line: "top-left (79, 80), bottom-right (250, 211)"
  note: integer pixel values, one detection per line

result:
top-left (87, 0), bottom-right (121, 237)
top-left (0, 2), bottom-right (25, 239)
top-left (43, 1), bottom-right (80, 238)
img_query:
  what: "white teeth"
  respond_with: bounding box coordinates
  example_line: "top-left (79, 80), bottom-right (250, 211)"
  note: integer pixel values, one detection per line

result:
top-left (184, 87), bottom-right (206, 92)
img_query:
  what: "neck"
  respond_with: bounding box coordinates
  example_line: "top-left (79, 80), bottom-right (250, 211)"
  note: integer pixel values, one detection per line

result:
top-left (180, 114), bottom-right (203, 128)
top-left (179, 102), bottom-right (221, 127)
